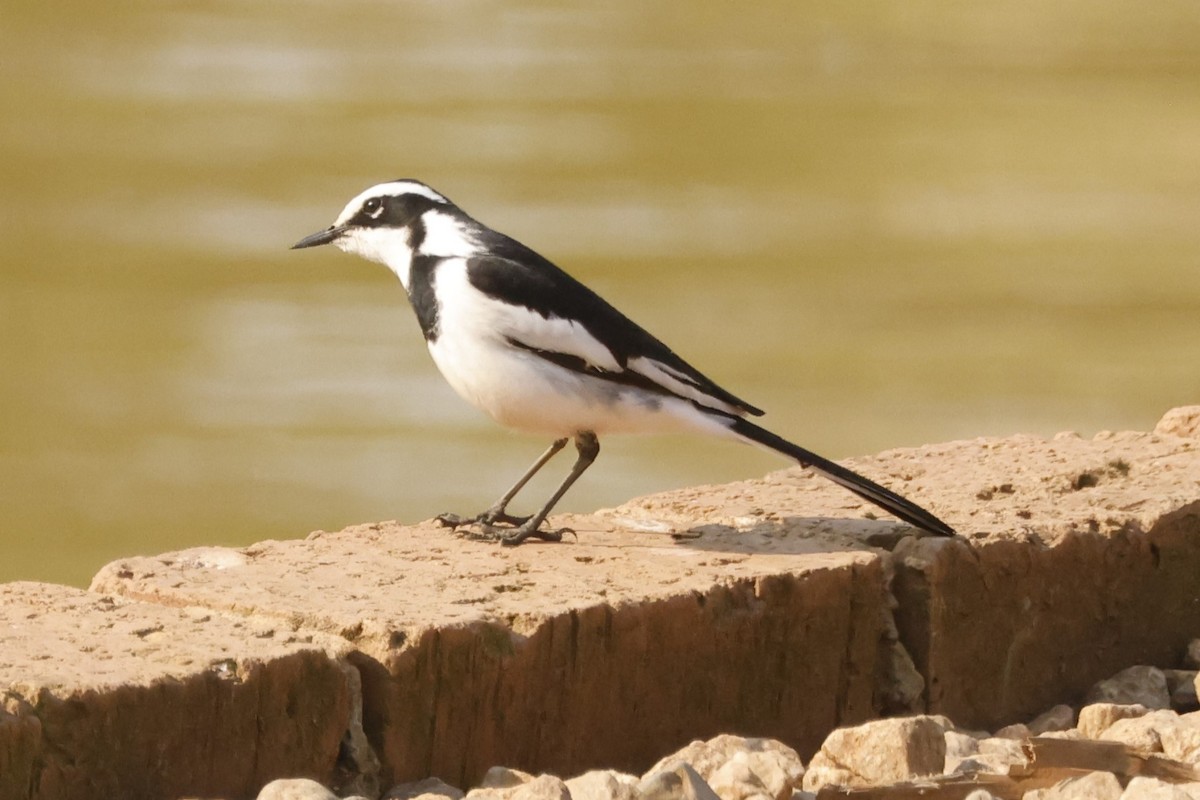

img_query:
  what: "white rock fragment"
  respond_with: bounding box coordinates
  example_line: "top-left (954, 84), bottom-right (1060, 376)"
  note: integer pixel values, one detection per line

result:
top-left (256, 778), bottom-right (339, 800)
top-left (1086, 666), bottom-right (1172, 710)
top-left (964, 790), bottom-right (1003, 800)
top-left (565, 770), bottom-right (639, 800)
top-left (1119, 776), bottom-right (1200, 799)
top-left (1024, 770), bottom-right (1123, 800)
top-left (706, 758), bottom-right (772, 800)
top-left (1100, 710), bottom-right (1181, 753)
top-left (510, 775), bottom-right (571, 800)
top-left (1159, 711), bottom-right (1200, 765)
top-left (642, 734), bottom-right (804, 800)
top-left (800, 715), bottom-right (945, 792)
top-left (1079, 704), bottom-right (1153, 739)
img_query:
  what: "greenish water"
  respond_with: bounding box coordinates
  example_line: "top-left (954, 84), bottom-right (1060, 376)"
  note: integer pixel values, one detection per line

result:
top-left (2, 3), bottom-right (1198, 586)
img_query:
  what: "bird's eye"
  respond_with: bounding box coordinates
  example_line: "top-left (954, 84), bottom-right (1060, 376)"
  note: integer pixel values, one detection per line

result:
top-left (363, 197), bottom-right (384, 218)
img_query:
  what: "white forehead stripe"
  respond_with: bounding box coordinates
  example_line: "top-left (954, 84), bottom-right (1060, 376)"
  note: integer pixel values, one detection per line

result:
top-left (332, 180), bottom-right (450, 226)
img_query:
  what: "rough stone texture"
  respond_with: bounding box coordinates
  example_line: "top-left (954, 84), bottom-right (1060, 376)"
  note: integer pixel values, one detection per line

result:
top-left (92, 522), bottom-right (887, 789)
top-left (1121, 776), bottom-right (1200, 799)
top-left (1160, 712), bottom-right (1200, 765)
top-left (1088, 667), bottom-right (1173, 710)
top-left (642, 735), bottom-right (804, 800)
top-left (563, 770), bottom-right (639, 800)
top-left (1155, 406), bottom-right (1200, 438)
top-left (1100, 710), bottom-right (1181, 752)
top-left (0, 582), bottom-right (356, 800)
top-left (256, 778), bottom-right (339, 800)
top-left (1080, 704), bottom-right (1153, 739)
top-left (892, 418), bottom-right (1200, 732)
top-left (1024, 770), bottom-right (1123, 800)
top-left (639, 763), bottom-right (721, 800)
top-left (510, 775), bottom-right (570, 800)
top-left (801, 716), bottom-right (946, 791)
top-left (477, 768), bottom-right (535, 790)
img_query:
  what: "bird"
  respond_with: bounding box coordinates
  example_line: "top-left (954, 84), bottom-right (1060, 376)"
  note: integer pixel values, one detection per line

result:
top-left (292, 179), bottom-right (955, 545)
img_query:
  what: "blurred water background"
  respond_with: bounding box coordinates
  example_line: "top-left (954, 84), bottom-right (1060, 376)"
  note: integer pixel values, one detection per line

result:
top-left (2, 2), bottom-right (1199, 585)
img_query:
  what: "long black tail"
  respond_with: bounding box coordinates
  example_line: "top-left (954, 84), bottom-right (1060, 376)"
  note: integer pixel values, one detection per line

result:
top-left (728, 417), bottom-right (955, 537)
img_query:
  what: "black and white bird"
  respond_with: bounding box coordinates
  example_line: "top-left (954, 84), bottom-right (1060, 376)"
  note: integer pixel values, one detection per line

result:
top-left (292, 179), bottom-right (955, 545)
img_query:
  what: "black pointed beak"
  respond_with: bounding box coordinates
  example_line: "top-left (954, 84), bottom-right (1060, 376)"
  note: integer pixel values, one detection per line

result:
top-left (291, 225), bottom-right (347, 250)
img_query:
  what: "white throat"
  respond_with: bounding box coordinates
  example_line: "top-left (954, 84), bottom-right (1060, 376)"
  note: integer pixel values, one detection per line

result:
top-left (334, 210), bottom-right (477, 292)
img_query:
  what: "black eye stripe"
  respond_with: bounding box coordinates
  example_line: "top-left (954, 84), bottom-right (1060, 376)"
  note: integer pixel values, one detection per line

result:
top-left (355, 193), bottom-right (442, 228)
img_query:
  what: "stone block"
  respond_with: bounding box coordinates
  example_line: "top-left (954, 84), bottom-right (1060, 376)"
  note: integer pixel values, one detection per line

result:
top-left (891, 423), bottom-right (1200, 731)
top-left (92, 523), bottom-right (889, 789)
top-left (0, 582), bottom-right (355, 800)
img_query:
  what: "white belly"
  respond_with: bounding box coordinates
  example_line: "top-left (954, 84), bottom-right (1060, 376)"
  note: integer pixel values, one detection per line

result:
top-left (424, 260), bottom-right (725, 438)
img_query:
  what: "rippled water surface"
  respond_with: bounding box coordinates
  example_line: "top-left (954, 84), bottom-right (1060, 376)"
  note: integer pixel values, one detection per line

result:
top-left (3, 3), bottom-right (1199, 584)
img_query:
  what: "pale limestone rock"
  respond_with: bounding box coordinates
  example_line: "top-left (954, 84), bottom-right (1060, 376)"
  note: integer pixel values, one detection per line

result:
top-left (565, 770), bottom-right (639, 800)
top-left (1029, 704), bottom-right (1076, 734)
top-left (385, 777), bottom-right (465, 800)
top-left (511, 775), bottom-right (571, 800)
top-left (994, 723), bottom-right (1032, 739)
top-left (642, 735), bottom-right (804, 800)
top-left (1186, 640), bottom-right (1200, 670)
top-left (1086, 666), bottom-right (1171, 709)
top-left (639, 764), bottom-right (721, 800)
top-left (726, 747), bottom-right (805, 800)
top-left (1024, 770), bottom-right (1122, 800)
top-left (800, 716), bottom-right (945, 792)
top-left (1155, 406), bottom-right (1200, 437)
top-left (1119, 776), bottom-right (1200, 799)
top-left (1099, 710), bottom-right (1181, 753)
top-left (1037, 729), bottom-right (1085, 740)
top-left (256, 778), bottom-right (338, 800)
top-left (1159, 711), bottom-right (1200, 765)
top-left (706, 759), bottom-right (772, 800)
top-left (1079, 704), bottom-right (1152, 739)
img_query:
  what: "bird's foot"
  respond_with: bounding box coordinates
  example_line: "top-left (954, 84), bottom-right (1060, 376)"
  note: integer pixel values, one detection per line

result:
top-left (435, 509), bottom-right (530, 529)
top-left (497, 522), bottom-right (574, 546)
top-left (436, 513), bottom-right (572, 546)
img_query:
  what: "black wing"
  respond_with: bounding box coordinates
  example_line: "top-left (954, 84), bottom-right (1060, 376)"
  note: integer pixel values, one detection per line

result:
top-left (464, 235), bottom-right (764, 418)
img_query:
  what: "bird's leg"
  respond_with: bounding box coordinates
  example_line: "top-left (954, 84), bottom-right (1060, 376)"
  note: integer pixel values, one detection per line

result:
top-left (500, 432), bottom-right (600, 547)
top-left (436, 437), bottom-right (568, 529)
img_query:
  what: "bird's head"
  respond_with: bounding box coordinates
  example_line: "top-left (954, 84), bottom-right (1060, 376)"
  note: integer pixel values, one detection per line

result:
top-left (292, 179), bottom-right (478, 282)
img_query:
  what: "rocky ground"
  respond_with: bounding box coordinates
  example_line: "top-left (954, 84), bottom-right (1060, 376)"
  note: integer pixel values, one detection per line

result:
top-left (2, 407), bottom-right (1198, 800)
top-left (238, 657), bottom-right (1200, 800)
